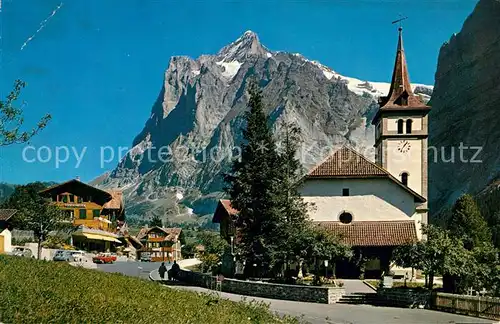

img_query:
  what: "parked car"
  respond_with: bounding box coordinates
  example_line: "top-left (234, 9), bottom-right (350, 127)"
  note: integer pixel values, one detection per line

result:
top-left (53, 250), bottom-right (72, 262)
top-left (92, 253), bottom-right (117, 264)
top-left (69, 251), bottom-right (87, 262)
top-left (10, 246), bottom-right (33, 258)
top-left (140, 252), bottom-right (152, 262)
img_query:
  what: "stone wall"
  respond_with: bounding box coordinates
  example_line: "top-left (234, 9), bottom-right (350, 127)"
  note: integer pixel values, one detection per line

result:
top-left (377, 288), bottom-right (432, 308)
top-left (176, 269), bottom-right (345, 304)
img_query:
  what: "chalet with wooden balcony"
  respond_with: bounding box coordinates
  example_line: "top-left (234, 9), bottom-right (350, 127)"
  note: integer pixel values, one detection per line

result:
top-left (39, 178), bottom-right (124, 252)
top-left (136, 227), bottom-right (182, 262)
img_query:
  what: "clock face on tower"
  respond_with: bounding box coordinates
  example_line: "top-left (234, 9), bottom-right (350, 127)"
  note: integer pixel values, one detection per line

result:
top-left (397, 140), bottom-right (411, 153)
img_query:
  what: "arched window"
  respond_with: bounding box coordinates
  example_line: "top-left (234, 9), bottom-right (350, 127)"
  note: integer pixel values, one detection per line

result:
top-left (406, 119), bottom-right (413, 134)
top-left (339, 211), bottom-right (353, 224)
top-left (397, 119), bottom-right (404, 134)
top-left (401, 172), bottom-right (409, 186)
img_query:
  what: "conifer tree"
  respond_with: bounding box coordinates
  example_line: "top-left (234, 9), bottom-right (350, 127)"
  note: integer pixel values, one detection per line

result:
top-left (274, 121), bottom-right (310, 273)
top-left (448, 194), bottom-right (491, 250)
top-left (224, 82), bottom-right (281, 275)
top-left (149, 215), bottom-right (163, 228)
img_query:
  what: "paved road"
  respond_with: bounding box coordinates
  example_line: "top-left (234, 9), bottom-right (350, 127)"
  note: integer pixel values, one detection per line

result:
top-left (343, 279), bottom-right (376, 294)
top-left (97, 261), bottom-right (170, 280)
top-left (99, 262), bottom-right (495, 324)
top-left (166, 285), bottom-right (495, 324)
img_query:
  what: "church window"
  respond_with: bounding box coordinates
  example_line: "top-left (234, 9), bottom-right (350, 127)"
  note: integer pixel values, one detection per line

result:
top-left (406, 119), bottom-right (413, 134)
top-left (401, 172), bottom-right (409, 186)
top-left (339, 212), bottom-right (353, 224)
top-left (342, 188), bottom-right (350, 196)
top-left (397, 119), bottom-right (404, 134)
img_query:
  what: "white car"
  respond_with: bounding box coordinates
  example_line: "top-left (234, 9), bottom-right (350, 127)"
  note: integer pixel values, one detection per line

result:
top-left (10, 246), bottom-right (33, 258)
top-left (69, 251), bottom-right (87, 262)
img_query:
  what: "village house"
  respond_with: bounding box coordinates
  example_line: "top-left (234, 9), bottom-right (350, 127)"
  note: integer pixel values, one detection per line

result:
top-left (39, 179), bottom-right (124, 252)
top-left (213, 27), bottom-right (429, 279)
top-left (0, 209), bottom-right (17, 254)
top-left (136, 226), bottom-right (182, 262)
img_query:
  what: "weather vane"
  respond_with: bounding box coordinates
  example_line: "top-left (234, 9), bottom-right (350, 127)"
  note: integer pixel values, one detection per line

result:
top-left (392, 14), bottom-right (408, 30)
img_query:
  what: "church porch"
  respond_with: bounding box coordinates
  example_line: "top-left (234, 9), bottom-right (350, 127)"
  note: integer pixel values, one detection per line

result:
top-left (318, 220), bottom-right (419, 279)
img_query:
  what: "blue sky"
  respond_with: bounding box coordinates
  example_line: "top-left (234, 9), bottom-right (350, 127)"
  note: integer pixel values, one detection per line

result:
top-left (0, 0), bottom-right (477, 184)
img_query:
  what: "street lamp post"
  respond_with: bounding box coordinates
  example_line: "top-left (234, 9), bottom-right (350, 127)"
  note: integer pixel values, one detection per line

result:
top-left (230, 236), bottom-right (234, 255)
top-left (324, 260), bottom-right (329, 278)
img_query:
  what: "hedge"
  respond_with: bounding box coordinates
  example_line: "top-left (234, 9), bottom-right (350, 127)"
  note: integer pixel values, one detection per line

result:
top-left (0, 256), bottom-right (298, 323)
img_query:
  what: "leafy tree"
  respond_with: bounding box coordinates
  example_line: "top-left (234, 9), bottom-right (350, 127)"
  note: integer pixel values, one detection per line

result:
top-left (224, 82), bottom-right (282, 275)
top-left (393, 224), bottom-right (472, 290)
top-left (468, 243), bottom-right (499, 293)
top-left (1, 80), bottom-right (51, 146)
top-left (197, 231), bottom-right (228, 273)
top-left (1, 182), bottom-right (69, 258)
top-left (1, 182), bottom-right (48, 229)
top-left (149, 215), bottom-right (163, 228)
top-left (181, 242), bottom-right (197, 259)
top-left (294, 224), bottom-right (352, 285)
top-left (448, 194), bottom-right (491, 250)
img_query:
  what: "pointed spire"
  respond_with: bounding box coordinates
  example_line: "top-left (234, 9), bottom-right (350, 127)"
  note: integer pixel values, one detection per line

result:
top-left (392, 27), bottom-right (413, 94)
top-left (379, 27), bottom-right (427, 109)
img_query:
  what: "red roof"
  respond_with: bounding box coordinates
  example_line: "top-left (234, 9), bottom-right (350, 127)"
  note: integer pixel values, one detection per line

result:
top-left (212, 199), bottom-right (238, 223)
top-left (317, 220), bottom-right (418, 247)
top-left (306, 146), bottom-right (425, 202)
top-left (374, 28), bottom-right (430, 124)
top-left (378, 28), bottom-right (430, 111)
top-left (308, 146), bottom-right (387, 178)
top-left (220, 199), bottom-right (238, 216)
top-left (136, 227), bottom-right (182, 242)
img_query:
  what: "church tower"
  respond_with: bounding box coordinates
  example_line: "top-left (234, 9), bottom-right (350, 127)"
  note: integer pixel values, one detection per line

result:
top-left (373, 27), bottom-right (430, 204)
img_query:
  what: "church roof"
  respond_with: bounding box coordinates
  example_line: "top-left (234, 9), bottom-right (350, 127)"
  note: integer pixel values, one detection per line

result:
top-left (308, 146), bottom-right (387, 178)
top-left (317, 220), bottom-right (418, 247)
top-left (306, 146), bottom-right (426, 202)
top-left (374, 28), bottom-right (429, 122)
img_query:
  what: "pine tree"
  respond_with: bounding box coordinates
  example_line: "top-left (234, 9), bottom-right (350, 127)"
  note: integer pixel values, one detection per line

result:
top-left (224, 82), bottom-right (281, 276)
top-left (448, 194), bottom-right (492, 249)
top-left (274, 121), bottom-right (310, 274)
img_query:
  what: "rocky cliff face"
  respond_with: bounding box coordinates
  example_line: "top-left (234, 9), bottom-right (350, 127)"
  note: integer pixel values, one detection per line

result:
top-left (429, 0), bottom-right (500, 214)
top-left (99, 31), bottom-right (431, 223)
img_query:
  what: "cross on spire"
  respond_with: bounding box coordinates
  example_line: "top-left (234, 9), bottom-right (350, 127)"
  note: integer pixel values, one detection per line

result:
top-left (377, 18), bottom-right (429, 110)
top-left (392, 14), bottom-right (408, 31)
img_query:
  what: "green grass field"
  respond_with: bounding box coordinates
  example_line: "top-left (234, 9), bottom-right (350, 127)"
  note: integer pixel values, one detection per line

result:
top-left (0, 255), bottom-right (297, 324)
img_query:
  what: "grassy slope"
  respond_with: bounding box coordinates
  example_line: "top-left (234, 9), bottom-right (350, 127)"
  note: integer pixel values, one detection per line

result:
top-left (0, 256), bottom-right (297, 324)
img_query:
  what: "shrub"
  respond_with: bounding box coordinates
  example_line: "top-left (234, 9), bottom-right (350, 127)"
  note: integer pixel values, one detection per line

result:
top-left (0, 256), bottom-right (298, 323)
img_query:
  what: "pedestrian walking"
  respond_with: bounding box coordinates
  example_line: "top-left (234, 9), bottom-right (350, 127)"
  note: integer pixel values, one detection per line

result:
top-left (159, 262), bottom-right (167, 280)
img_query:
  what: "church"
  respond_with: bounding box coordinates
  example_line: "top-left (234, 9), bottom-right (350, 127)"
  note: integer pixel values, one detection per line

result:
top-left (213, 27), bottom-right (430, 278)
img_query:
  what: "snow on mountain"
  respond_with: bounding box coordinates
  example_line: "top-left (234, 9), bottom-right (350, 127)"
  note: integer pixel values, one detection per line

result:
top-left (101, 30), bottom-right (433, 223)
top-left (216, 60), bottom-right (242, 79)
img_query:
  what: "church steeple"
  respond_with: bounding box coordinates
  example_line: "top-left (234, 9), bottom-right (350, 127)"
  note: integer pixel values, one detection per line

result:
top-left (372, 24), bottom-right (430, 204)
top-left (378, 27), bottom-right (428, 110)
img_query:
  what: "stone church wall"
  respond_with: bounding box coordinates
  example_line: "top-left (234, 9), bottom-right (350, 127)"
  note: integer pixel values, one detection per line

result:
top-left (301, 178), bottom-right (416, 221)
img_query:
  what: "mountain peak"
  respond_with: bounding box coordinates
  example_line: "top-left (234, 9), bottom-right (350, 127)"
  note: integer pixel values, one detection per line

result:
top-left (217, 30), bottom-right (269, 62)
